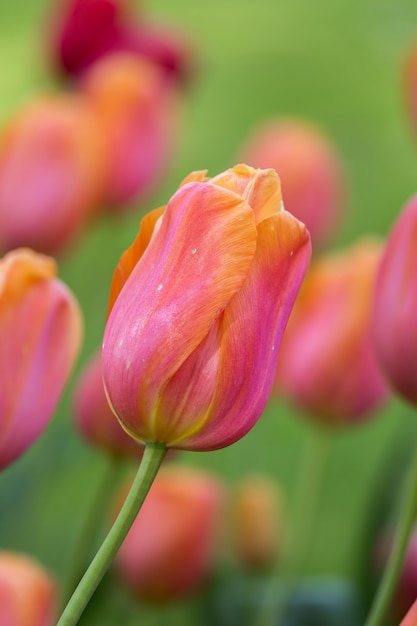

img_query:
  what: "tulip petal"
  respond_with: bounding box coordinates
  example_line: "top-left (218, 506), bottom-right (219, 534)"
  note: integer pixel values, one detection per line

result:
top-left (102, 181), bottom-right (257, 441)
top-left (170, 210), bottom-right (311, 450)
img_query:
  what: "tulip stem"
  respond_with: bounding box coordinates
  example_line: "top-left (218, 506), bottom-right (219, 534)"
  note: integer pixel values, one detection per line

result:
top-left (365, 442), bottom-right (417, 626)
top-left (56, 442), bottom-right (167, 626)
top-left (63, 455), bottom-right (124, 603)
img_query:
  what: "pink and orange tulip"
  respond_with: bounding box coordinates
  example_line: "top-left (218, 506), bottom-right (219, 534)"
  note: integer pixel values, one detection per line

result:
top-left (275, 239), bottom-right (389, 424)
top-left (81, 52), bottom-right (179, 208)
top-left (74, 350), bottom-right (145, 459)
top-left (0, 96), bottom-right (105, 255)
top-left (102, 164), bottom-right (311, 451)
top-left (0, 249), bottom-right (83, 469)
top-left (0, 551), bottom-right (58, 626)
top-left (114, 465), bottom-right (224, 603)
top-left (372, 195), bottom-right (417, 406)
top-left (239, 118), bottom-right (345, 249)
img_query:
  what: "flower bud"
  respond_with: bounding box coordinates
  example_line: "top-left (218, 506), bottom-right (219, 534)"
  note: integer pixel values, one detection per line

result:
top-left (0, 551), bottom-right (58, 626)
top-left (372, 195), bottom-right (417, 406)
top-left (114, 465), bottom-right (224, 603)
top-left (0, 248), bottom-right (83, 469)
top-left (239, 118), bottom-right (346, 249)
top-left (275, 238), bottom-right (389, 424)
top-left (102, 164), bottom-right (311, 450)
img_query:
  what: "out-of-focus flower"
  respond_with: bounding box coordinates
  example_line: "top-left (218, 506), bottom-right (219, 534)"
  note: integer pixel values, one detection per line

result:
top-left (372, 195), bottom-right (417, 406)
top-left (239, 118), bottom-right (346, 249)
top-left (399, 598), bottom-right (417, 626)
top-left (231, 473), bottom-right (284, 572)
top-left (275, 239), bottom-right (389, 425)
top-left (0, 249), bottom-right (83, 469)
top-left (102, 164), bottom-right (311, 451)
top-left (114, 465), bottom-right (224, 603)
top-left (74, 350), bottom-right (145, 459)
top-left (81, 52), bottom-right (179, 208)
top-left (48, 0), bottom-right (194, 85)
top-left (0, 551), bottom-right (58, 626)
top-left (404, 41), bottom-right (417, 136)
top-left (0, 96), bottom-right (106, 255)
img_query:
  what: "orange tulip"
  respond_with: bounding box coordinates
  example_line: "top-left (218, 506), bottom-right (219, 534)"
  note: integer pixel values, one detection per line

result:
top-left (102, 164), bottom-right (311, 450)
top-left (239, 118), bottom-right (345, 249)
top-left (0, 551), bottom-right (58, 626)
top-left (275, 239), bottom-right (388, 424)
top-left (115, 465), bottom-right (224, 603)
top-left (0, 248), bottom-right (83, 469)
top-left (0, 96), bottom-right (105, 255)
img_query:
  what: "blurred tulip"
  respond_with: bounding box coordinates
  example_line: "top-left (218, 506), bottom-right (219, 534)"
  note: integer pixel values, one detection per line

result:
top-left (48, 0), bottom-right (194, 85)
top-left (404, 41), bottom-right (417, 136)
top-left (400, 598), bottom-right (417, 626)
top-left (0, 248), bottom-right (83, 469)
top-left (114, 465), bottom-right (224, 603)
top-left (81, 52), bottom-right (179, 208)
top-left (74, 350), bottom-right (145, 459)
top-left (239, 118), bottom-right (345, 249)
top-left (0, 96), bottom-right (106, 255)
top-left (231, 474), bottom-right (284, 572)
top-left (0, 551), bottom-right (58, 626)
top-left (372, 195), bottom-right (417, 406)
top-left (275, 238), bottom-right (389, 424)
top-left (102, 164), bottom-right (311, 451)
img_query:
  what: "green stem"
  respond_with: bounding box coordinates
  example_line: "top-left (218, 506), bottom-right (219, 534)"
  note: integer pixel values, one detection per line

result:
top-left (64, 455), bottom-right (123, 602)
top-left (365, 442), bottom-right (417, 626)
top-left (56, 442), bottom-right (167, 626)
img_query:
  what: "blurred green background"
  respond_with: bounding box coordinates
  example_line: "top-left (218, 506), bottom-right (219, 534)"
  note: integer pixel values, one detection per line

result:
top-left (1, 0), bottom-right (417, 623)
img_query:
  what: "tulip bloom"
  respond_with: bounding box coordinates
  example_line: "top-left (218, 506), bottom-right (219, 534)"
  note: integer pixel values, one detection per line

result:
top-left (372, 195), bottom-right (417, 406)
top-left (0, 551), bottom-right (58, 626)
top-left (239, 118), bottom-right (345, 249)
top-left (400, 599), bottom-right (417, 626)
top-left (232, 474), bottom-right (283, 572)
top-left (115, 465), bottom-right (224, 602)
top-left (0, 249), bottom-right (83, 469)
top-left (275, 239), bottom-right (388, 424)
top-left (102, 164), bottom-right (311, 451)
top-left (74, 350), bottom-right (145, 459)
top-left (48, 0), bottom-right (194, 84)
top-left (81, 52), bottom-right (178, 208)
top-left (0, 96), bottom-right (106, 255)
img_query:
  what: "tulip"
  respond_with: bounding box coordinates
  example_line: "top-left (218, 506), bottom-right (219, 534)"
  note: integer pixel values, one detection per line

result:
top-left (102, 164), bottom-right (311, 451)
top-left (0, 551), bottom-right (58, 626)
top-left (400, 599), bottom-right (417, 626)
top-left (404, 41), bottom-right (417, 135)
top-left (74, 350), bottom-right (145, 459)
top-left (0, 96), bottom-right (106, 255)
top-left (239, 118), bottom-right (345, 249)
top-left (81, 52), bottom-right (179, 208)
top-left (0, 248), bottom-right (83, 469)
top-left (114, 465), bottom-right (224, 602)
top-left (48, 0), bottom-right (194, 85)
top-left (275, 238), bottom-right (389, 424)
top-left (231, 473), bottom-right (284, 572)
top-left (372, 195), bottom-right (417, 406)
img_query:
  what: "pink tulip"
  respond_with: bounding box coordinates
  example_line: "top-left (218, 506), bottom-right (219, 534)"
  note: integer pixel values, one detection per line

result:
top-left (275, 239), bottom-right (389, 424)
top-left (74, 350), bottom-right (146, 459)
top-left (372, 195), bottom-right (417, 406)
top-left (102, 164), bottom-right (311, 451)
top-left (0, 96), bottom-right (106, 255)
top-left (115, 465), bottom-right (224, 602)
top-left (81, 52), bottom-right (179, 208)
top-left (0, 248), bottom-right (83, 469)
top-left (239, 118), bottom-right (346, 249)
top-left (0, 551), bottom-right (58, 626)
top-left (400, 599), bottom-right (417, 626)
top-left (48, 0), bottom-right (194, 85)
